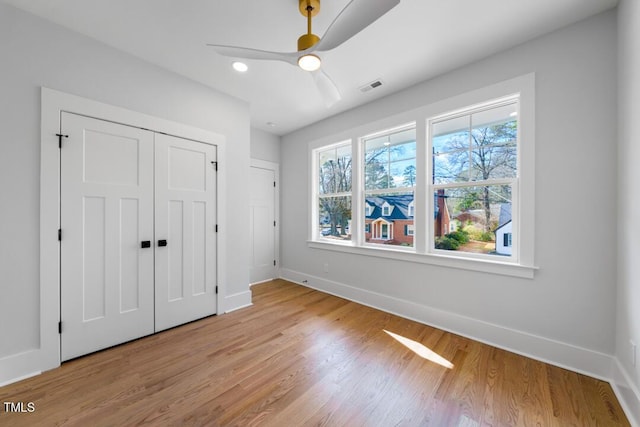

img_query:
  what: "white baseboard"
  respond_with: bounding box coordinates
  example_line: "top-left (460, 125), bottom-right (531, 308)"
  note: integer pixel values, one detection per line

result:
top-left (611, 358), bottom-right (640, 426)
top-left (0, 348), bottom-right (52, 387)
top-left (224, 289), bottom-right (253, 313)
top-left (279, 268), bottom-right (612, 380)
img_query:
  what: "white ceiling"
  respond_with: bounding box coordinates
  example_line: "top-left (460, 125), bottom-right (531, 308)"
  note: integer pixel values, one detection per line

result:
top-left (4, 0), bottom-right (617, 135)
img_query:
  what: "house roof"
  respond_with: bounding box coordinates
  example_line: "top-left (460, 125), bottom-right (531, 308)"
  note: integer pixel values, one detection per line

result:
top-left (366, 194), bottom-right (413, 220)
top-left (498, 203), bottom-right (512, 228)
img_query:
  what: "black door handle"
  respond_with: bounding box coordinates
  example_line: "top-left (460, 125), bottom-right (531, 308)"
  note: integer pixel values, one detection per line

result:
top-left (141, 241), bottom-right (151, 248)
top-left (158, 239), bottom-right (168, 247)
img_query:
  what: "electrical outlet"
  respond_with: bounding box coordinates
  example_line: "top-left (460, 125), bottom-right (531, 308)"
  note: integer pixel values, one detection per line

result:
top-left (323, 263), bottom-right (329, 273)
top-left (631, 340), bottom-right (637, 367)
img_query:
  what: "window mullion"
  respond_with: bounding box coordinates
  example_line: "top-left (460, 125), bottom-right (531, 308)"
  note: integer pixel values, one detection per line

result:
top-left (352, 136), bottom-right (363, 246)
top-left (415, 118), bottom-right (428, 253)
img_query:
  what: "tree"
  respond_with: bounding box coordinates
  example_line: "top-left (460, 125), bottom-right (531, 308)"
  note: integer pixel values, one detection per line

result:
top-left (402, 165), bottom-right (416, 187)
top-left (319, 156), bottom-right (352, 237)
top-left (364, 148), bottom-right (394, 190)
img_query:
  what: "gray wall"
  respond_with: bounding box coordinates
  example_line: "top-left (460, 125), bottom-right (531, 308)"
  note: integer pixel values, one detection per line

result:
top-left (616, 0), bottom-right (640, 423)
top-left (250, 127), bottom-right (281, 164)
top-left (0, 4), bottom-right (250, 364)
top-left (281, 11), bottom-right (617, 361)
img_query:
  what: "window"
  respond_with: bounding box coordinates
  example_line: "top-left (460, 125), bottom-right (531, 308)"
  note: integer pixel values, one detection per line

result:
top-left (430, 98), bottom-right (518, 260)
top-left (365, 203), bottom-right (373, 216)
top-left (316, 142), bottom-right (352, 241)
top-left (504, 233), bottom-right (512, 247)
top-left (309, 74), bottom-right (534, 277)
top-left (406, 224), bottom-right (415, 236)
top-left (363, 125), bottom-right (416, 247)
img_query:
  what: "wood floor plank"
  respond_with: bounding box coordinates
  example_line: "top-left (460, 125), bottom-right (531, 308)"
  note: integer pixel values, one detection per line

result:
top-left (0, 279), bottom-right (630, 426)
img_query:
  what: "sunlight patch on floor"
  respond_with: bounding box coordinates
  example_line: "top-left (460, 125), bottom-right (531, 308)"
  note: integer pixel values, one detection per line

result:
top-left (384, 330), bottom-right (454, 369)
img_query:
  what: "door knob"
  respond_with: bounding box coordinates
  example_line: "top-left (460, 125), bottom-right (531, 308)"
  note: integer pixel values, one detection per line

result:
top-left (141, 241), bottom-right (151, 248)
top-left (158, 239), bottom-right (168, 247)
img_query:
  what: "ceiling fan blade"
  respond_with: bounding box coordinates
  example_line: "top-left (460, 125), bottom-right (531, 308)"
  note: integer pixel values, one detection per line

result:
top-left (207, 44), bottom-right (299, 66)
top-left (312, 69), bottom-right (341, 108)
top-left (313, 0), bottom-right (400, 53)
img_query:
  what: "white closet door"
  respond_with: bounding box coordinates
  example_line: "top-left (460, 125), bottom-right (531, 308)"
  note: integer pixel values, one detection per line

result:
top-left (249, 165), bottom-right (277, 283)
top-left (154, 133), bottom-right (217, 331)
top-left (60, 113), bottom-right (155, 361)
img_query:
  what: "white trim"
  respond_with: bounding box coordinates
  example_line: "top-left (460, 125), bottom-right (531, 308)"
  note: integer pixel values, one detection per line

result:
top-left (611, 359), bottom-right (640, 427)
top-left (0, 87), bottom-right (228, 386)
top-left (224, 291), bottom-right (253, 313)
top-left (308, 240), bottom-right (535, 278)
top-left (250, 158), bottom-right (280, 285)
top-left (280, 268), bottom-right (613, 381)
top-left (0, 368), bottom-right (41, 388)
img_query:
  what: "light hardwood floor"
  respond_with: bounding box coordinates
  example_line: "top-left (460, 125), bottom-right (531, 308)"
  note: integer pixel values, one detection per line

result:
top-left (0, 279), bottom-right (630, 426)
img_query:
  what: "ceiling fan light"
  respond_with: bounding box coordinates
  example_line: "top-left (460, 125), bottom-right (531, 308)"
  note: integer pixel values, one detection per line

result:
top-left (298, 54), bottom-right (321, 72)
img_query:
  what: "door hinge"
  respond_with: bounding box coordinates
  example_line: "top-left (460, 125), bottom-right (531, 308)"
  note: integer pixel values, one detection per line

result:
top-left (274, 260), bottom-right (276, 266)
top-left (58, 321), bottom-right (62, 334)
top-left (215, 286), bottom-right (218, 294)
top-left (56, 133), bottom-right (68, 148)
top-left (211, 161), bottom-right (218, 171)
top-left (273, 221), bottom-right (276, 227)
top-left (215, 224), bottom-right (218, 233)
top-left (273, 181), bottom-right (276, 187)
top-left (58, 229), bottom-right (62, 241)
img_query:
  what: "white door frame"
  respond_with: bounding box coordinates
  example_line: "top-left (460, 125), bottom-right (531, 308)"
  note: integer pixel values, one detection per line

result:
top-left (250, 159), bottom-right (280, 284)
top-left (38, 87), bottom-right (226, 373)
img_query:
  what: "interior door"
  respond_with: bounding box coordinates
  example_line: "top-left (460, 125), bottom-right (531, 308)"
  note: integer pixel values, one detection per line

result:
top-left (249, 165), bottom-right (276, 283)
top-left (60, 113), bottom-right (155, 361)
top-left (154, 133), bottom-right (217, 331)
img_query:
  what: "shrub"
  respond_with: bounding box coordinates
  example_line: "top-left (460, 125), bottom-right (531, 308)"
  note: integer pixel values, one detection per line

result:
top-left (445, 230), bottom-right (469, 244)
top-left (435, 236), bottom-right (460, 250)
top-left (478, 231), bottom-right (494, 242)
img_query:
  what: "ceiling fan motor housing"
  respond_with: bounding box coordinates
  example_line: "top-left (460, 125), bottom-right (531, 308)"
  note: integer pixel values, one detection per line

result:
top-left (298, 33), bottom-right (320, 51)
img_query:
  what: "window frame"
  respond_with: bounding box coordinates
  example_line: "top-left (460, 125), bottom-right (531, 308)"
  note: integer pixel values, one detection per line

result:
top-left (427, 95), bottom-right (520, 263)
top-left (312, 139), bottom-right (353, 244)
top-left (361, 122), bottom-right (417, 250)
top-left (308, 74), bottom-right (536, 278)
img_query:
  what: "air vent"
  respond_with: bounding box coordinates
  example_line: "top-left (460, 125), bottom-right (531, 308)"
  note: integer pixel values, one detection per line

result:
top-left (359, 79), bottom-right (383, 93)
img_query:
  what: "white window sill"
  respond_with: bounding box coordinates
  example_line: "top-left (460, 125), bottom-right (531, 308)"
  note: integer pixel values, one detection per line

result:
top-left (307, 240), bottom-right (537, 279)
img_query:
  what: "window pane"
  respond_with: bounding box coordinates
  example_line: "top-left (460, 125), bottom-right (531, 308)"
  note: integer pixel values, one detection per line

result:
top-left (390, 159), bottom-right (416, 187)
top-left (471, 103), bottom-right (517, 130)
top-left (389, 140), bottom-right (416, 162)
top-left (432, 115), bottom-right (470, 154)
top-left (318, 145), bottom-right (352, 195)
top-left (470, 144), bottom-right (517, 181)
top-left (432, 103), bottom-right (518, 184)
top-left (470, 104), bottom-right (518, 181)
top-left (433, 150), bottom-right (469, 184)
top-left (364, 192), bottom-right (414, 247)
top-left (365, 127), bottom-right (416, 191)
top-left (434, 185), bottom-right (512, 257)
top-left (318, 196), bottom-right (352, 240)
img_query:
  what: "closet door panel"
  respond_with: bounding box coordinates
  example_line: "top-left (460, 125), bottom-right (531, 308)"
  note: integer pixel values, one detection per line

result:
top-left (60, 113), bottom-right (155, 361)
top-left (155, 133), bottom-right (217, 331)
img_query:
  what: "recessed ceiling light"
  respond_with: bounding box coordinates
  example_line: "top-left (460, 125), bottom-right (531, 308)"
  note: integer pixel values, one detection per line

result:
top-left (510, 111), bottom-right (518, 117)
top-left (232, 61), bottom-right (248, 73)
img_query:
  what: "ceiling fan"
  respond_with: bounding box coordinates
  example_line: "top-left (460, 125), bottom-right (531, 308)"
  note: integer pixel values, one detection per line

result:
top-left (207, 0), bottom-right (400, 107)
